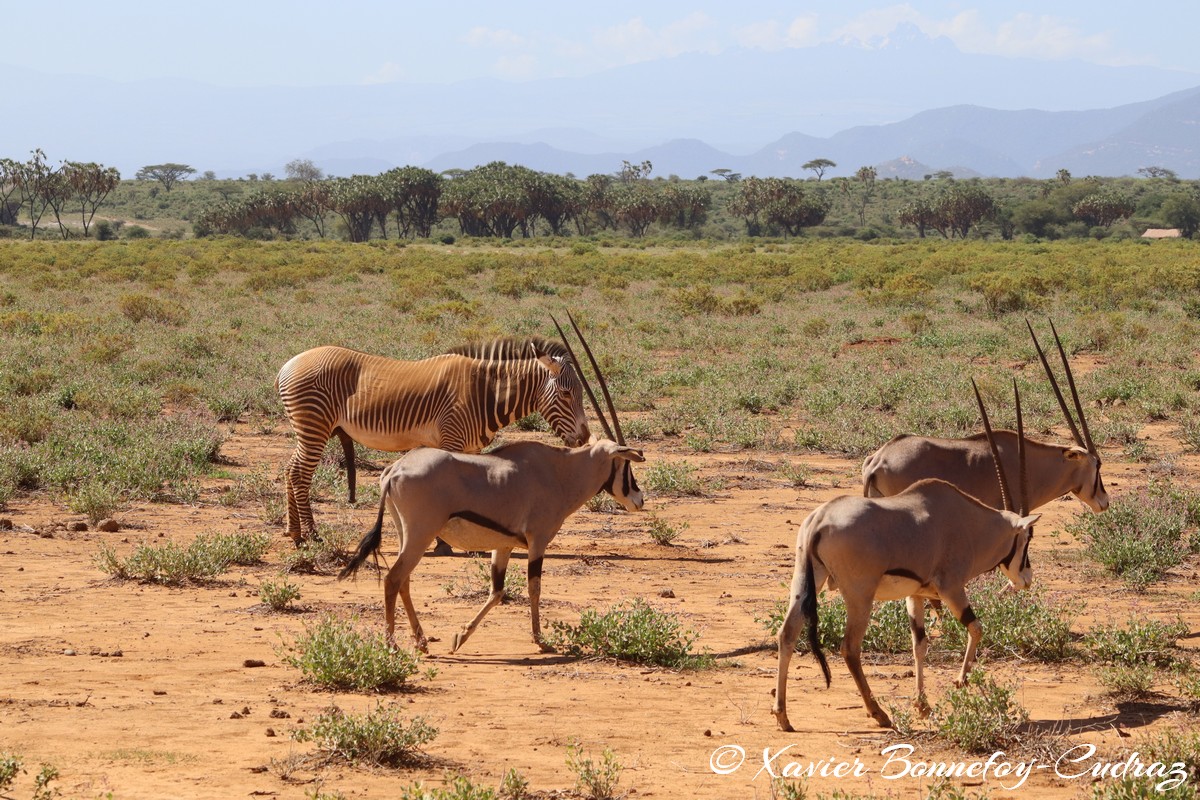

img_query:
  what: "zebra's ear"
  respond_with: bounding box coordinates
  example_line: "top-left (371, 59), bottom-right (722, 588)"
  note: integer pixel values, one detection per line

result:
top-left (537, 354), bottom-right (562, 375)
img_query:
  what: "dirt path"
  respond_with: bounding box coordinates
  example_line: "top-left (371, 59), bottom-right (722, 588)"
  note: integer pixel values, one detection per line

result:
top-left (1, 424), bottom-right (1197, 799)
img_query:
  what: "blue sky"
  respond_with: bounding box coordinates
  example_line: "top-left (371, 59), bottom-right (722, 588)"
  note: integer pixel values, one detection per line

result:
top-left (8, 1), bottom-right (1200, 87)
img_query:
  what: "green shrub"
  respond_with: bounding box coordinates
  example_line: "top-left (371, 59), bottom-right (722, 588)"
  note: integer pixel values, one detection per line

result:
top-left (282, 614), bottom-right (421, 691)
top-left (642, 460), bottom-right (703, 496)
top-left (646, 513), bottom-right (687, 546)
top-left (293, 704), bottom-right (436, 766)
top-left (933, 670), bottom-right (1029, 753)
top-left (94, 531), bottom-right (267, 584)
top-left (259, 577), bottom-right (301, 611)
top-left (544, 599), bottom-right (713, 669)
top-left (566, 742), bottom-right (622, 800)
top-left (1067, 482), bottom-right (1200, 591)
top-left (1084, 615), bottom-right (1188, 668)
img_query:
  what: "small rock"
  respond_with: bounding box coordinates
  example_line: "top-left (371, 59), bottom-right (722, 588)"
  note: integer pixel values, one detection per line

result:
top-left (243, 659), bottom-right (266, 668)
top-left (0, 518), bottom-right (12, 530)
top-left (62, 649), bottom-right (76, 656)
top-left (97, 519), bottom-right (120, 532)
top-left (269, 709), bottom-right (291, 719)
top-left (153, 690), bottom-right (167, 696)
top-left (230, 711), bottom-right (243, 719)
top-left (241, 706), bottom-right (251, 715)
top-left (69, 521), bottom-right (88, 532)
top-left (265, 728), bottom-right (276, 737)
top-left (704, 729), bottom-right (712, 737)
top-left (213, 699), bottom-right (224, 705)
top-left (658, 588), bottom-right (675, 598)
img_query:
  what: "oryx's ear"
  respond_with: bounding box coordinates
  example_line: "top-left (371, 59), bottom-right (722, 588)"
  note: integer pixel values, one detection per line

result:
top-left (1018, 513), bottom-right (1041, 529)
top-left (537, 354), bottom-right (562, 376)
top-left (615, 446), bottom-right (645, 463)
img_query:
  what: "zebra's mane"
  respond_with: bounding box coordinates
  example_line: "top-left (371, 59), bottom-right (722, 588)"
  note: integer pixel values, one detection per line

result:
top-left (448, 336), bottom-right (571, 362)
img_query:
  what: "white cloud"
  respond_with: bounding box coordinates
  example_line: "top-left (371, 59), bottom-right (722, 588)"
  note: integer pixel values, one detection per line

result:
top-left (493, 53), bottom-right (537, 80)
top-left (592, 12), bottom-right (719, 65)
top-left (363, 61), bottom-right (405, 84)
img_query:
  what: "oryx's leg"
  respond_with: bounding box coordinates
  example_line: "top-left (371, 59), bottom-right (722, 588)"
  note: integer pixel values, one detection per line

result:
top-left (906, 596), bottom-right (931, 716)
top-left (451, 548), bottom-right (512, 654)
top-left (385, 543), bottom-right (430, 653)
top-left (383, 500), bottom-right (436, 652)
top-left (284, 433), bottom-right (330, 542)
top-left (841, 590), bottom-right (891, 728)
top-left (526, 540), bottom-right (551, 650)
top-left (939, 586), bottom-right (982, 686)
top-left (773, 556), bottom-right (828, 733)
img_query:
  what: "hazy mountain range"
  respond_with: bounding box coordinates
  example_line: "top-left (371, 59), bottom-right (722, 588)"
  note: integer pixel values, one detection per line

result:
top-left (7, 25), bottom-right (1200, 179)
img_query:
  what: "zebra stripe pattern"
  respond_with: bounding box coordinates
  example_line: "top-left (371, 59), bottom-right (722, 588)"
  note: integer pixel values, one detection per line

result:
top-left (275, 336), bottom-right (590, 541)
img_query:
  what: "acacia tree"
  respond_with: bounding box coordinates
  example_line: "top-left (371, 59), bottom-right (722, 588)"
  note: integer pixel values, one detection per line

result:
top-left (135, 163), bottom-right (196, 192)
top-left (803, 158), bottom-right (836, 181)
top-left (285, 159), bottom-right (324, 182)
top-left (328, 175), bottom-right (385, 241)
top-left (63, 162), bottom-right (121, 236)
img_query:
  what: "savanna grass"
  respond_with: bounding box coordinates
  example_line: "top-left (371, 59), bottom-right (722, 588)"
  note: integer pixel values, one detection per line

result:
top-left (1, 237), bottom-right (1199, 515)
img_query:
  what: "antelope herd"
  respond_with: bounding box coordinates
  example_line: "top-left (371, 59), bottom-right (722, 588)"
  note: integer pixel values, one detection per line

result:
top-left (279, 315), bottom-right (1109, 732)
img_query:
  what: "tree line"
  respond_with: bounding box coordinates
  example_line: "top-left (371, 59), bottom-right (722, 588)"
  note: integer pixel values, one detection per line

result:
top-left (5, 150), bottom-right (1200, 242)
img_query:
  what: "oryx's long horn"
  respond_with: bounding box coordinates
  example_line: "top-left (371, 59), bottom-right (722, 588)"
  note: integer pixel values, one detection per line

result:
top-left (1026, 318), bottom-right (1085, 450)
top-left (550, 313), bottom-right (615, 442)
top-left (972, 378), bottom-right (1012, 512)
top-left (1014, 378), bottom-right (1028, 517)
top-left (566, 310), bottom-right (625, 446)
top-left (1048, 319), bottom-right (1097, 458)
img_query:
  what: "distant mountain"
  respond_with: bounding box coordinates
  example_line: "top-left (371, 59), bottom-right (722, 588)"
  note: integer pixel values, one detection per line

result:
top-left (415, 87), bottom-right (1200, 180)
top-left (5, 27), bottom-right (1200, 178)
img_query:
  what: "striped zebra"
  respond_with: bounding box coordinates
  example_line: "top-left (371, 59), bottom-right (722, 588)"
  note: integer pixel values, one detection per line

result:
top-left (276, 334), bottom-right (593, 542)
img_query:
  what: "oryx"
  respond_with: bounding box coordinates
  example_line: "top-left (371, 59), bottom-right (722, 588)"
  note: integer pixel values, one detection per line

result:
top-left (338, 326), bottom-right (645, 654)
top-left (861, 320), bottom-right (1107, 514)
top-left (774, 381), bottom-right (1038, 731)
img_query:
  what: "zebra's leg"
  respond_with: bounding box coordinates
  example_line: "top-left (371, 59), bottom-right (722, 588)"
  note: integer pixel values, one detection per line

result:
top-left (332, 427), bottom-right (357, 504)
top-left (284, 436), bottom-right (328, 542)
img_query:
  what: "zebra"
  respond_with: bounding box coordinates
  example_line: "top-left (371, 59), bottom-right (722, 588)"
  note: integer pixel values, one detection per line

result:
top-left (275, 330), bottom-right (597, 542)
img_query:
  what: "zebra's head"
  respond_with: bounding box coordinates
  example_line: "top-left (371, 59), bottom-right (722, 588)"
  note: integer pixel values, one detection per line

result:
top-left (534, 351), bottom-right (591, 447)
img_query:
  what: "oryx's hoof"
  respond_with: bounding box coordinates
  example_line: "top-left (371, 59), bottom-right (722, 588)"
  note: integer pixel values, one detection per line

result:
top-left (451, 632), bottom-right (467, 653)
top-left (914, 696), bottom-right (932, 717)
top-left (773, 710), bottom-right (794, 732)
top-left (870, 708), bottom-right (893, 729)
top-left (430, 538), bottom-right (454, 556)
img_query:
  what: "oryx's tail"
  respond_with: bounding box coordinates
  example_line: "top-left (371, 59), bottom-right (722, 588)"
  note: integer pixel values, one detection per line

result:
top-left (338, 493), bottom-right (386, 581)
top-left (799, 542), bottom-right (831, 687)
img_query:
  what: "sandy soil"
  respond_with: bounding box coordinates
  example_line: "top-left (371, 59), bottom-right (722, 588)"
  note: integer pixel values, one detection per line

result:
top-left (1, 422), bottom-right (1197, 800)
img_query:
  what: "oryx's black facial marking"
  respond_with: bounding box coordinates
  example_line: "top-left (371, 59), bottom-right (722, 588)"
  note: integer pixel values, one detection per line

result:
top-left (528, 557), bottom-right (544, 580)
top-left (958, 606), bottom-right (977, 627)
